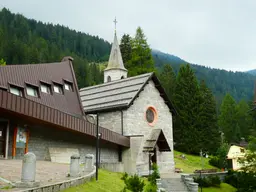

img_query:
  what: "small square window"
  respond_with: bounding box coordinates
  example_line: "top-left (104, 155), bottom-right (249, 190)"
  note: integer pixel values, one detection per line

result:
top-left (53, 83), bottom-right (63, 94)
top-left (64, 81), bottom-right (73, 91)
top-left (40, 83), bottom-right (51, 94)
top-left (26, 85), bottom-right (39, 97)
top-left (10, 85), bottom-right (23, 96)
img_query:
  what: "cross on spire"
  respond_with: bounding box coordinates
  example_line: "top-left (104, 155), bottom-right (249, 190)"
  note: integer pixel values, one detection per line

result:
top-left (113, 17), bottom-right (117, 32)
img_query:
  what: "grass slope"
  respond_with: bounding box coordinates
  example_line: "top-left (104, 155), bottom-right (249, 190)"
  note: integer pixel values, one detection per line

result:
top-left (201, 183), bottom-right (237, 192)
top-left (174, 151), bottom-right (217, 173)
top-left (62, 169), bottom-right (125, 192)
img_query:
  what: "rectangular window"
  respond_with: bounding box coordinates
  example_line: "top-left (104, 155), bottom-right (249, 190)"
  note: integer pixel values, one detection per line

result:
top-left (53, 83), bottom-right (63, 94)
top-left (118, 146), bottom-right (122, 162)
top-left (64, 81), bottom-right (73, 91)
top-left (40, 83), bottom-right (51, 94)
top-left (10, 85), bottom-right (23, 96)
top-left (26, 84), bottom-right (39, 97)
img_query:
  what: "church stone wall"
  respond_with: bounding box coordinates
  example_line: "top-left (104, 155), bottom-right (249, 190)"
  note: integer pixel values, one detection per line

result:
top-left (7, 121), bottom-right (119, 163)
top-left (98, 111), bottom-right (122, 135)
top-left (123, 80), bottom-right (175, 174)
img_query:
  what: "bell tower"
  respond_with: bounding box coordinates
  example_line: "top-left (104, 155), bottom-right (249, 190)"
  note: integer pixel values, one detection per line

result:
top-left (104, 17), bottom-right (127, 83)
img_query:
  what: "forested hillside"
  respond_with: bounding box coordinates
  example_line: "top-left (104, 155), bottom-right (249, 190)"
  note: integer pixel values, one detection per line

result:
top-left (0, 8), bottom-right (109, 88)
top-left (0, 8), bottom-right (255, 106)
top-left (153, 50), bottom-right (256, 106)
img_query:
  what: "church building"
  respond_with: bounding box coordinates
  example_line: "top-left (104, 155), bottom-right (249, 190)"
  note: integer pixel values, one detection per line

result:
top-left (79, 30), bottom-right (176, 175)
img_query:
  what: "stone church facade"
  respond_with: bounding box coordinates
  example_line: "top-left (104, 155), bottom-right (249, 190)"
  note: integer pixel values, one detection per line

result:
top-left (79, 31), bottom-right (176, 175)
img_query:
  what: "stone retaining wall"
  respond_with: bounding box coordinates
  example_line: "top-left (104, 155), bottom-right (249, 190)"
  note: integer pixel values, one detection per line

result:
top-left (188, 171), bottom-right (228, 181)
top-left (19, 166), bottom-right (96, 192)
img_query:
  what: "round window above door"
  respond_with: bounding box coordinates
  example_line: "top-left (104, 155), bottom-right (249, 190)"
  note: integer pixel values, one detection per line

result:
top-left (145, 106), bottom-right (158, 126)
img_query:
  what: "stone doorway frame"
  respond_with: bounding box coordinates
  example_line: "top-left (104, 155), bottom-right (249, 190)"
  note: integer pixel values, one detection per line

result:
top-left (0, 118), bottom-right (9, 159)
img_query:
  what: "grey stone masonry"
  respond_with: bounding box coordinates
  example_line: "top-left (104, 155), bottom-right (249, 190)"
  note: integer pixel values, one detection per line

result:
top-left (21, 152), bottom-right (37, 182)
top-left (161, 177), bottom-right (189, 192)
top-left (7, 121), bottom-right (119, 164)
top-left (70, 154), bottom-right (80, 177)
top-left (123, 80), bottom-right (175, 174)
top-left (15, 152), bottom-right (40, 188)
top-left (84, 154), bottom-right (94, 172)
top-left (98, 111), bottom-right (122, 135)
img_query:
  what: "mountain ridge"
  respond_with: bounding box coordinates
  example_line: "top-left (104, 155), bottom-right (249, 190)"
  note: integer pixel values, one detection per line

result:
top-left (0, 8), bottom-right (255, 106)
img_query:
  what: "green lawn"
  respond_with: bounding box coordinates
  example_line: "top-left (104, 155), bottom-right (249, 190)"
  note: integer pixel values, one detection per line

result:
top-left (62, 169), bottom-right (126, 192)
top-left (174, 150), bottom-right (217, 173)
top-left (200, 183), bottom-right (237, 192)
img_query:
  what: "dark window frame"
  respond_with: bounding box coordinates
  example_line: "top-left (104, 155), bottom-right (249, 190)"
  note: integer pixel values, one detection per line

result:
top-left (25, 83), bottom-right (39, 98)
top-left (63, 80), bottom-right (73, 91)
top-left (53, 82), bottom-right (63, 94)
top-left (9, 83), bottom-right (24, 97)
top-left (40, 81), bottom-right (52, 94)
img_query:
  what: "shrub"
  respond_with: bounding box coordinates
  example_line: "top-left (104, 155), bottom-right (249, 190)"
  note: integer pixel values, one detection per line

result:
top-left (148, 163), bottom-right (160, 185)
top-left (193, 177), bottom-right (211, 187)
top-left (224, 170), bottom-right (238, 188)
top-left (143, 183), bottom-right (157, 192)
top-left (208, 176), bottom-right (221, 187)
top-left (121, 172), bottom-right (145, 192)
top-left (209, 156), bottom-right (220, 168)
top-left (194, 176), bottom-right (220, 188)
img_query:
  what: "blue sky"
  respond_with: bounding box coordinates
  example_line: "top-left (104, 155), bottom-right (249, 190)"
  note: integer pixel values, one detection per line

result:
top-left (1, 0), bottom-right (256, 71)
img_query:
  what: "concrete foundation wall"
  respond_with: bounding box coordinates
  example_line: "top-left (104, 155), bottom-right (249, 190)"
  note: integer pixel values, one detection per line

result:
top-left (100, 162), bottom-right (124, 172)
top-left (7, 121), bottom-right (119, 163)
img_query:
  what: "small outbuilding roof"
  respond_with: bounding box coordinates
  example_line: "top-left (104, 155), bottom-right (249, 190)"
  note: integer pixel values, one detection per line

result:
top-left (143, 129), bottom-right (171, 152)
top-left (79, 72), bottom-right (177, 114)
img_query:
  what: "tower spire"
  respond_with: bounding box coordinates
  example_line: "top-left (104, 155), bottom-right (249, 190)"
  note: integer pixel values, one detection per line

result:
top-left (104, 17), bottom-right (127, 83)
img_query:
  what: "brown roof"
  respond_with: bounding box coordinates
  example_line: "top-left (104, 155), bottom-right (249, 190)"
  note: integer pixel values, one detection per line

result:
top-left (0, 89), bottom-right (130, 147)
top-left (0, 57), bottom-right (84, 117)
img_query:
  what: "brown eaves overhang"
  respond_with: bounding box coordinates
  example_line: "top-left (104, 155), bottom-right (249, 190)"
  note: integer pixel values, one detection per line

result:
top-left (0, 89), bottom-right (130, 147)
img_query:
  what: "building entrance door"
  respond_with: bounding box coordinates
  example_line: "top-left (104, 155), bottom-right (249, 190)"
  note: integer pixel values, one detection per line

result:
top-left (151, 148), bottom-right (157, 164)
top-left (0, 122), bottom-right (7, 158)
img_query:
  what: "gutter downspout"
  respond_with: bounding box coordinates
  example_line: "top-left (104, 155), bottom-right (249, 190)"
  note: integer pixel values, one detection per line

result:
top-left (96, 113), bottom-right (99, 181)
top-left (121, 110), bottom-right (124, 135)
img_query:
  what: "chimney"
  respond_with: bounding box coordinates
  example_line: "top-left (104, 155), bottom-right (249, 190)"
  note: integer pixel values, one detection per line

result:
top-left (61, 56), bottom-right (74, 62)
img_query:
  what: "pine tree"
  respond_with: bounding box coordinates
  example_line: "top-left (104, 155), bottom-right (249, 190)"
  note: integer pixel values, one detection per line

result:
top-left (159, 64), bottom-right (176, 101)
top-left (199, 80), bottom-right (220, 153)
top-left (174, 64), bottom-right (202, 154)
top-left (218, 93), bottom-right (239, 143)
top-left (127, 27), bottom-right (155, 76)
top-left (236, 100), bottom-right (252, 140)
top-left (120, 34), bottom-right (132, 67)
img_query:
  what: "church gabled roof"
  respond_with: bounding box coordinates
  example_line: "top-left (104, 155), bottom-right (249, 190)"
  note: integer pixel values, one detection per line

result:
top-left (104, 32), bottom-right (127, 71)
top-left (79, 72), bottom-right (177, 115)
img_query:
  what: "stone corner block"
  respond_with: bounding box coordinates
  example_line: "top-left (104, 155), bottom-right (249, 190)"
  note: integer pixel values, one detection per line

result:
top-left (15, 181), bottom-right (40, 188)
